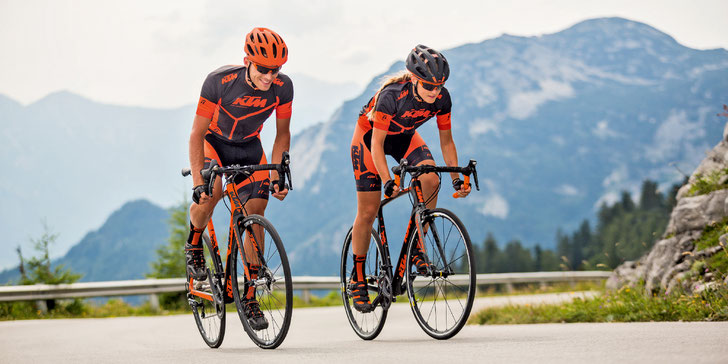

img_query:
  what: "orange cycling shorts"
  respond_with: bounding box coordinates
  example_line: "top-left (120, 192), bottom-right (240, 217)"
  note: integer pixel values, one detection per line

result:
top-left (350, 125), bottom-right (434, 192)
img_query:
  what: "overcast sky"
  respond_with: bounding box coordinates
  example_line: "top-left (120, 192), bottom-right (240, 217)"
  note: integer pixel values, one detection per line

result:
top-left (1, 0), bottom-right (727, 109)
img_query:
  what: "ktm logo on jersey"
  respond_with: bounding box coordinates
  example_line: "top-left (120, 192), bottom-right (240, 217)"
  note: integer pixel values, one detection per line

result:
top-left (232, 96), bottom-right (267, 108)
top-left (401, 109), bottom-right (432, 118)
top-left (397, 90), bottom-right (409, 100)
top-left (273, 78), bottom-right (284, 86)
top-left (222, 73), bottom-right (238, 84)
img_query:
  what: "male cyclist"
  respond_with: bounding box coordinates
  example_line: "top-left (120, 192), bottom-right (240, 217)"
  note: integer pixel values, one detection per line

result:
top-left (186, 27), bottom-right (293, 330)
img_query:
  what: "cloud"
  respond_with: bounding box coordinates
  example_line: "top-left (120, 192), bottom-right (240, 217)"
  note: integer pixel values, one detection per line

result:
top-left (645, 109), bottom-right (705, 163)
top-left (507, 79), bottom-right (574, 119)
top-left (470, 118), bottom-right (499, 136)
top-left (592, 120), bottom-right (620, 138)
top-left (555, 184), bottom-right (580, 196)
top-left (476, 179), bottom-right (509, 218)
top-left (602, 164), bottom-right (628, 188)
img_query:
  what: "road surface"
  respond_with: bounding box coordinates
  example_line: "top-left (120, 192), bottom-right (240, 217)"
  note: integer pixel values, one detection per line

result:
top-left (1, 292), bottom-right (726, 363)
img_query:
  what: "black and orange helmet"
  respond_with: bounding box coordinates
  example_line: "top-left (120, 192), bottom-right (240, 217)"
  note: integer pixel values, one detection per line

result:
top-left (406, 44), bottom-right (449, 85)
top-left (244, 27), bottom-right (288, 67)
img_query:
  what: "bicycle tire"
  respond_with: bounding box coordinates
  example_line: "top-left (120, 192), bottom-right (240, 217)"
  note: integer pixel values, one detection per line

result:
top-left (231, 214), bottom-right (292, 349)
top-left (405, 208), bottom-right (475, 340)
top-left (340, 227), bottom-right (388, 340)
top-left (189, 233), bottom-right (226, 348)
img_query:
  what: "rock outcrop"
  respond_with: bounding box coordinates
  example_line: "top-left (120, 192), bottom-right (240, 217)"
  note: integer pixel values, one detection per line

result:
top-left (608, 121), bottom-right (728, 293)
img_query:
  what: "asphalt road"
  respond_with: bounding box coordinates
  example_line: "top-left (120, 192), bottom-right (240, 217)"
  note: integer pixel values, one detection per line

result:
top-left (1, 292), bottom-right (726, 363)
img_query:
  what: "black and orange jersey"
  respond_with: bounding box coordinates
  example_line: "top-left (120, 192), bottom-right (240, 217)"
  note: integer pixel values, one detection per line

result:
top-left (357, 81), bottom-right (451, 135)
top-left (195, 65), bottom-right (293, 143)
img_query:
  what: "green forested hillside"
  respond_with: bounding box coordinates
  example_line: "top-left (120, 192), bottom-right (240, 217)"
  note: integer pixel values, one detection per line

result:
top-left (472, 180), bottom-right (681, 272)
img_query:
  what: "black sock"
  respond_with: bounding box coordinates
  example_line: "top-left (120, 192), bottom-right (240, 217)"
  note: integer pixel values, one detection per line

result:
top-left (187, 221), bottom-right (204, 247)
top-left (352, 254), bottom-right (366, 282)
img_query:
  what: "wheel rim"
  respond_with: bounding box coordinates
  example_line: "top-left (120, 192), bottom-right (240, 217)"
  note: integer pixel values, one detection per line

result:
top-left (407, 211), bottom-right (474, 338)
top-left (341, 229), bottom-right (387, 339)
top-left (190, 233), bottom-right (225, 347)
top-left (233, 217), bottom-right (292, 348)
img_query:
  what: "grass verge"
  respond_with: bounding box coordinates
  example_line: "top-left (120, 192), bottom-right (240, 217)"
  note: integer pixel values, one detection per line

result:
top-left (470, 284), bottom-right (728, 325)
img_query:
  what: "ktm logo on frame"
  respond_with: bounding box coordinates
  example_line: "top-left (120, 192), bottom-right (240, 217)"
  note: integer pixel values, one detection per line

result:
top-left (401, 109), bottom-right (432, 118)
top-left (232, 96), bottom-right (267, 107)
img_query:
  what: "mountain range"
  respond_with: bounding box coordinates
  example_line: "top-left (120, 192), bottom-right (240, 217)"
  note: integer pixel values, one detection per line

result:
top-left (1, 17), bottom-right (727, 279)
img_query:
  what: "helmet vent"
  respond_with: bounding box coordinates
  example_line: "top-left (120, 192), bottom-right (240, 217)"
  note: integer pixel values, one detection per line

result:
top-left (272, 42), bottom-right (278, 57)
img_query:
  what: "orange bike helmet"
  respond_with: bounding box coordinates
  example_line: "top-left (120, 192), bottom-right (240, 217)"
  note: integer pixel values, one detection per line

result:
top-left (244, 27), bottom-right (288, 67)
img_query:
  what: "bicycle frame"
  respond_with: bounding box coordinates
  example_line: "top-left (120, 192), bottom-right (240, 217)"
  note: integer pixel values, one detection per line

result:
top-left (187, 176), bottom-right (266, 305)
top-left (370, 177), bottom-right (451, 304)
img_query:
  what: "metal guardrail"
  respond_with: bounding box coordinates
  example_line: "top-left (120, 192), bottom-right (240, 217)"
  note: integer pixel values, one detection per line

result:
top-left (0, 271), bottom-right (611, 303)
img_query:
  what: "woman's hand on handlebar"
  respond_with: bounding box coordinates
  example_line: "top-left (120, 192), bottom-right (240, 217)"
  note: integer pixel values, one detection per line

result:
top-left (383, 178), bottom-right (401, 198)
top-left (454, 181), bottom-right (472, 198)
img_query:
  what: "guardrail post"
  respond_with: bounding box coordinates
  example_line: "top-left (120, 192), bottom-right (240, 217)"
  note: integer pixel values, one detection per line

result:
top-left (149, 294), bottom-right (160, 311)
top-left (504, 282), bottom-right (514, 293)
top-left (301, 289), bottom-right (311, 304)
top-left (36, 300), bottom-right (48, 314)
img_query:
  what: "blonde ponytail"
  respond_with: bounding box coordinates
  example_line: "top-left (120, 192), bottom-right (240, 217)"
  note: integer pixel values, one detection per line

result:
top-left (366, 71), bottom-right (412, 121)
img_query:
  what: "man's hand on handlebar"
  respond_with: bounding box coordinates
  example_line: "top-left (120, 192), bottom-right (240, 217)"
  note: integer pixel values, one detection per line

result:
top-left (192, 184), bottom-right (212, 205)
top-left (270, 180), bottom-right (289, 201)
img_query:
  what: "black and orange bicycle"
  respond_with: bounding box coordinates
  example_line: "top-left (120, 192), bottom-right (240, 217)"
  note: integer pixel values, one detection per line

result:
top-left (340, 158), bottom-right (479, 340)
top-left (181, 151), bottom-right (293, 349)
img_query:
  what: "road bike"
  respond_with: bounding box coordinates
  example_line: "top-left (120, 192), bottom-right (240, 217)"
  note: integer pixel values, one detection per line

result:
top-left (181, 152), bottom-right (293, 349)
top-left (340, 158), bottom-right (479, 340)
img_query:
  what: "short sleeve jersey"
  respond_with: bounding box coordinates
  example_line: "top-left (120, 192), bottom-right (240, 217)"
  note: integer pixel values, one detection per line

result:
top-left (357, 81), bottom-right (452, 135)
top-left (195, 65), bottom-right (294, 143)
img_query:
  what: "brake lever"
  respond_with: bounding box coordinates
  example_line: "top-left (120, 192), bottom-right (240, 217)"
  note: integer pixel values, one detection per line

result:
top-left (282, 151), bottom-right (293, 190)
top-left (469, 159), bottom-right (480, 191)
top-left (391, 158), bottom-right (408, 190)
top-left (205, 160), bottom-right (219, 196)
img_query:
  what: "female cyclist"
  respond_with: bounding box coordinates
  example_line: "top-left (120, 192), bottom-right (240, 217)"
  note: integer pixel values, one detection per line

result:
top-left (348, 45), bottom-right (471, 312)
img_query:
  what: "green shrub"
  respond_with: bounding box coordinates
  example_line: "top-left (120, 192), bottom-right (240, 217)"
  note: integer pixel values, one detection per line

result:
top-left (688, 168), bottom-right (728, 197)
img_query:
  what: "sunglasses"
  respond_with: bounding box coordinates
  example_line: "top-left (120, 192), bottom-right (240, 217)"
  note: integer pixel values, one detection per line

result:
top-left (253, 63), bottom-right (281, 75)
top-left (419, 81), bottom-right (443, 91)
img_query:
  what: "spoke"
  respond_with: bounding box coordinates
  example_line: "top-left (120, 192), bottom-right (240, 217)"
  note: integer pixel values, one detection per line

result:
top-left (445, 253), bottom-right (466, 271)
top-left (442, 278), bottom-right (470, 295)
top-left (440, 281), bottom-right (460, 326)
top-left (415, 279), bottom-right (437, 297)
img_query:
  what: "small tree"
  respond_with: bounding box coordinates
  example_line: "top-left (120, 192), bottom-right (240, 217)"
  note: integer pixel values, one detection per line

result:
top-left (15, 221), bottom-right (82, 313)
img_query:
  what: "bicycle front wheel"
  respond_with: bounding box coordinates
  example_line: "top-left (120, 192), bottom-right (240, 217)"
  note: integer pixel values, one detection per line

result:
top-left (231, 214), bottom-right (292, 349)
top-left (189, 233), bottom-right (226, 348)
top-left (406, 208), bottom-right (475, 340)
top-left (340, 227), bottom-right (388, 340)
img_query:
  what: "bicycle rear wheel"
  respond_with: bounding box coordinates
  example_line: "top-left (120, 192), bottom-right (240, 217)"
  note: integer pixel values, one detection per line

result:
top-left (189, 233), bottom-right (226, 348)
top-left (340, 227), bottom-right (388, 340)
top-left (231, 214), bottom-right (292, 349)
top-left (406, 208), bottom-right (475, 340)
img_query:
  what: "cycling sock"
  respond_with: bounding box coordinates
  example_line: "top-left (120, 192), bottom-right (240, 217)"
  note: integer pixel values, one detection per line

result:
top-left (246, 264), bottom-right (260, 300)
top-left (352, 254), bottom-right (366, 282)
top-left (186, 222), bottom-right (204, 247)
